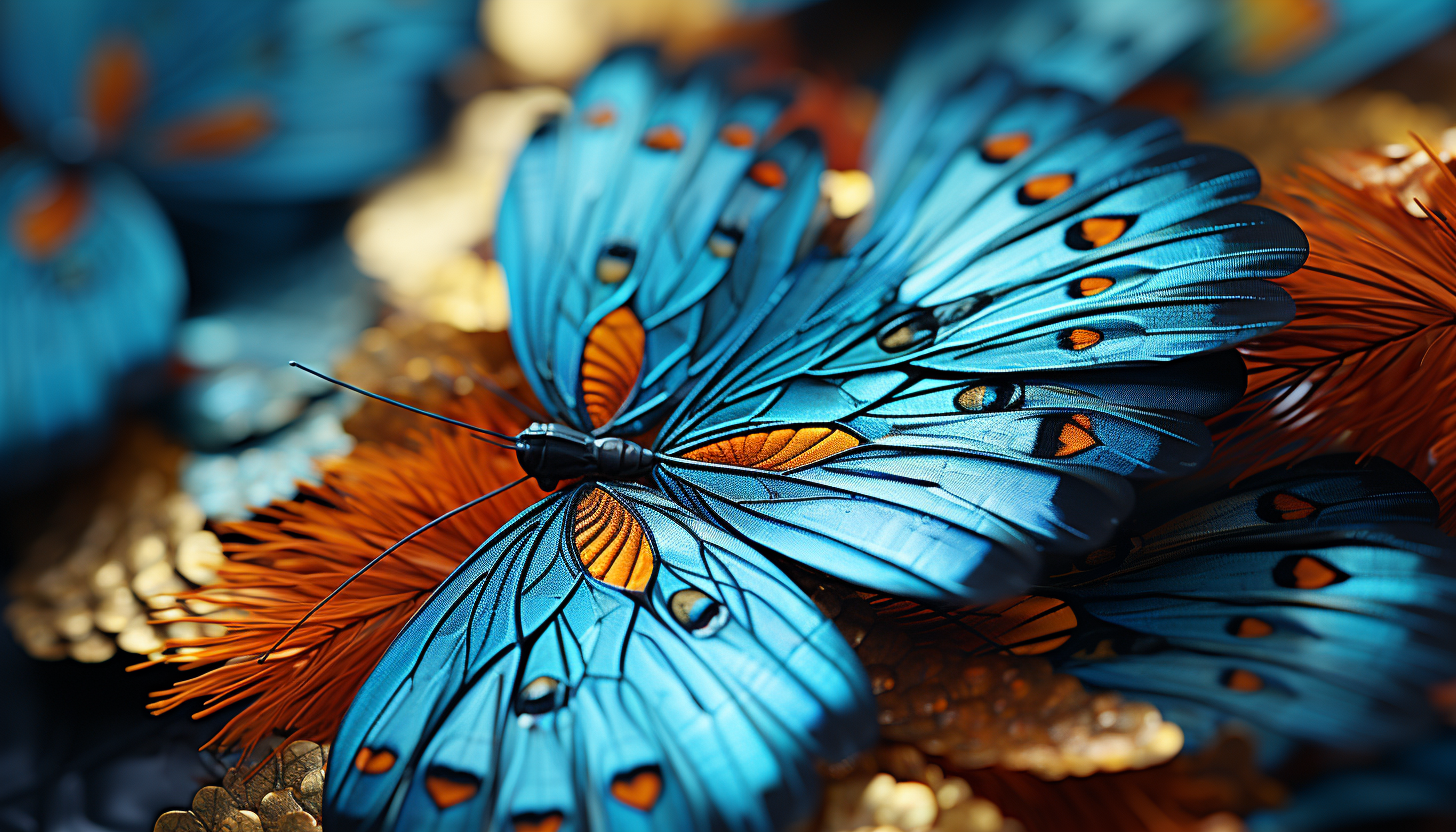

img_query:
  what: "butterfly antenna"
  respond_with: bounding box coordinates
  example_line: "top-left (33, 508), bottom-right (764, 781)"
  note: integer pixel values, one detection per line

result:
top-left (258, 474), bottom-right (531, 663)
top-left (289, 361), bottom-right (520, 443)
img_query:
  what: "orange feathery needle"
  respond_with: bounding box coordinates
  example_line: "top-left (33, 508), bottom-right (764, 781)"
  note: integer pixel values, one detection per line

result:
top-left (1218, 135), bottom-right (1456, 528)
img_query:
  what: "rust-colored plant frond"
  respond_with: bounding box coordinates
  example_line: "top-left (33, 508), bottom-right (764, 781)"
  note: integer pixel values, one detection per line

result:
top-left (1219, 138), bottom-right (1456, 528)
top-left (142, 393), bottom-right (545, 754)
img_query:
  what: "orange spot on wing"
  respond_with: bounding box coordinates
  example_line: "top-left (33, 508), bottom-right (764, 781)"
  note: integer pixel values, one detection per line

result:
top-left (157, 99), bottom-right (272, 161)
top-left (682, 427), bottom-right (860, 471)
top-left (749, 160), bottom-right (787, 188)
top-left (1272, 493), bottom-right (1315, 520)
top-left (11, 173), bottom-right (88, 260)
top-left (1076, 217), bottom-right (1129, 248)
top-left (1054, 415), bottom-right (1098, 457)
top-left (719, 123), bottom-right (756, 148)
top-left (610, 768), bottom-right (663, 811)
top-left (574, 489), bottom-right (655, 591)
top-left (1233, 617), bottom-right (1274, 638)
top-left (1020, 172), bottom-right (1074, 203)
top-left (514, 813), bottom-right (564, 832)
top-left (1061, 328), bottom-right (1103, 351)
top-left (1076, 277), bottom-right (1115, 297)
top-left (982, 132), bottom-right (1031, 162)
top-left (581, 307), bottom-right (644, 428)
top-left (353, 747), bottom-right (396, 774)
top-left (425, 770), bottom-right (480, 809)
top-left (85, 37), bottom-right (146, 145)
top-left (1291, 555), bottom-right (1339, 588)
top-left (642, 124), bottom-right (685, 152)
top-left (967, 596), bottom-right (1077, 656)
top-left (1224, 669), bottom-right (1264, 692)
top-left (1230, 0), bottom-right (1332, 74)
top-left (585, 105), bottom-right (617, 127)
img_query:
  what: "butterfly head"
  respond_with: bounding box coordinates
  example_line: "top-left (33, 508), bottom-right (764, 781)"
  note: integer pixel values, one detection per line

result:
top-left (515, 423), bottom-right (656, 491)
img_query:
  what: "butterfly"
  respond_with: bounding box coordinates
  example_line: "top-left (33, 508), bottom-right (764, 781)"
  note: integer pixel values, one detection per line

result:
top-left (0, 146), bottom-right (184, 491)
top-left (324, 5), bottom-right (1306, 830)
top-left (0, 0), bottom-right (478, 203)
top-left (860, 455), bottom-right (1456, 767)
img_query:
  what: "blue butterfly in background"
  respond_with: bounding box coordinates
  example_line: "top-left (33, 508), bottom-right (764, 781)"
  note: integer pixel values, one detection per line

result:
top-left (320, 2), bottom-right (1319, 830)
top-left (0, 0), bottom-right (476, 491)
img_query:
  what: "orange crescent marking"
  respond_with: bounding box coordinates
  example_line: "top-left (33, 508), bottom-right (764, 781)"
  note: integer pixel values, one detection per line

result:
top-left (748, 160), bottom-right (787, 188)
top-left (1234, 617), bottom-right (1274, 638)
top-left (719, 123), bottom-right (756, 148)
top-left (1272, 493), bottom-right (1316, 521)
top-left (1224, 669), bottom-right (1265, 692)
top-left (157, 99), bottom-right (273, 161)
top-left (642, 124), bottom-right (685, 152)
top-left (86, 37), bottom-right (147, 145)
top-left (1292, 555), bottom-right (1339, 588)
top-left (682, 427), bottom-right (860, 471)
top-left (1054, 415), bottom-right (1098, 457)
top-left (585, 105), bottom-right (617, 127)
top-left (1076, 276), bottom-right (1114, 297)
top-left (610, 769), bottom-right (663, 812)
top-left (11, 173), bottom-right (88, 260)
top-left (1064, 328), bottom-right (1103, 351)
top-left (514, 813), bottom-right (564, 832)
top-left (581, 307), bottom-right (644, 428)
top-left (1078, 217), bottom-right (1128, 248)
top-left (573, 488), bottom-right (655, 591)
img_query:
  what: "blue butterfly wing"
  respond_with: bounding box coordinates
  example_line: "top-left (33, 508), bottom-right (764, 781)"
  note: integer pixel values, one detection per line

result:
top-left (651, 71), bottom-right (1302, 603)
top-left (498, 52), bottom-right (804, 435)
top-left (1188, 0), bottom-right (1456, 98)
top-left (0, 147), bottom-right (184, 489)
top-left (327, 484), bottom-right (873, 832)
top-left (0, 0), bottom-right (476, 201)
top-left (1046, 456), bottom-right (1456, 761)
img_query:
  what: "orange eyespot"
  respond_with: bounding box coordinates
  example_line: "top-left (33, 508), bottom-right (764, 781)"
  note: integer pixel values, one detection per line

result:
top-left (1293, 556), bottom-right (1339, 588)
top-left (749, 160), bottom-right (787, 188)
top-left (718, 123), bottom-right (756, 148)
top-left (513, 812), bottom-right (564, 832)
top-left (1070, 216), bottom-right (1129, 249)
top-left (981, 131), bottom-right (1032, 162)
top-left (353, 747), bottom-right (396, 774)
top-left (86, 37), bottom-right (147, 145)
top-left (1272, 493), bottom-right (1315, 520)
top-left (425, 769), bottom-right (480, 809)
top-left (1073, 277), bottom-right (1115, 297)
top-left (642, 124), bottom-right (685, 152)
top-left (1232, 617), bottom-right (1274, 638)
top-left (1018, 172), bottom-right (1074, 204)
top-left (1059, 328), bottom-right (1103, 351)
top-left (610, 767), bottom-right (663, 811)
top-left (11, 174), bottom-right (88, 260)
top-left (1052, 414), bottom-right (1098, 457)
top-left (157, 99), bottom-right (272, 161)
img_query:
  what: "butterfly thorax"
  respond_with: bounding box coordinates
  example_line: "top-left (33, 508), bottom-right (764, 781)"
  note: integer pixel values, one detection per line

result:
top-left (514, 423), bottom-right (656, 491)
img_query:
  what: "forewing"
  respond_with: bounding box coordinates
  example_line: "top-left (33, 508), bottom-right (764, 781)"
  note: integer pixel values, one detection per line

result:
top-left (326, 485), bottom-right (873, 832)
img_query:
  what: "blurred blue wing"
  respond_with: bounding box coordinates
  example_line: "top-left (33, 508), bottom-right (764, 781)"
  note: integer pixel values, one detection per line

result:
top-left (498, 52), bottom-right (804, 435)
top-left (0, 147), bottom-right (183, 489)
top-left (0, 0), bottom-right (476, 201)
top-left (1187, 0), bottom-right (1456, 98)
top-left (1045, 456), bottom-right (1456, 762)
top-left (327, 484), bottom-right (874, 832)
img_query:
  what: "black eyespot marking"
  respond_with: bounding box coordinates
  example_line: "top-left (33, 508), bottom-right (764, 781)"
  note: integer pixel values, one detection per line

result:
top-left (669, 589), bottom-right (729, 637)
top-left (707, 224), bottom-right (742, 259)
top-left (876, 309), bottom-right (938, 352)
top-left (596, 243), bottom-right (636, 283)
top-left (954, 383), bottom-right (1023, 414)
top-left (516, 676), bottom-right (563, 715)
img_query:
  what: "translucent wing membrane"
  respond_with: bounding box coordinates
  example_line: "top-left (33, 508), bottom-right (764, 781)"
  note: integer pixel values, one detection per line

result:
top-left (327, 485), bottom-right (874, 832)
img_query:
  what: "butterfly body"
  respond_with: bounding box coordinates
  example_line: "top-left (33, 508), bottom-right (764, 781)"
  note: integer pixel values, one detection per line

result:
top-left (514, 423), bottom-right (657, 492)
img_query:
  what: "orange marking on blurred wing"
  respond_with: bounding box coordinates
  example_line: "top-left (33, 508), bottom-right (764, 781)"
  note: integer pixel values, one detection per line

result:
top-left (749, 160), bottom-right (787, 188)
top-left (1224, 669), bottom-right (1264, 692)
top-left (1234, 618), bottom-right (1274, 638)
top-left (11, 174), bottom-right (88, 260)
top-left (514, 814), bottom-right (564, 832)
top-left (1077, 277), bottom-right (1115, 296)
top-left (982, 132), bottom-right (1032, 161)
top-left (610, 768), bottom-right (663, 811)
top-left (965, 595), bottom-right (1077, 656)
top-left (585, 105), bottom-right (617, 127)
top-left (719, 123), bottom-right (756, 148)
top-left (581, 307), bottom-right (645, 428)
top-left (1291, 555), bottom-right (1340, 588)
top-left (1064, 328), bottom-right (1103, 351)
top-left (642, 124), bottom-right (685, 152)
top-left (425, 773), bottom-right (479, 808)
top-left (1230, 0), bottom-right (1333, 74)
top-left (682, 427), bottom-right (859, 471)
top-left (354, 747), bottom-right (397, 773)
top-left (86, 37), bottom-right (147, 144)
top-left (574, 488), bottom-right (655, 591)
top-left (1054, 415), bottom-right (1098, 457)
top-left (157, 99), bottom-right (273, 160)
top-left (1022, 172), bottom-right (1074, 202)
